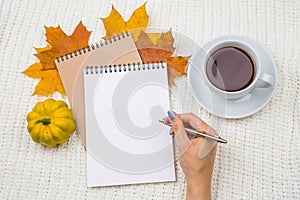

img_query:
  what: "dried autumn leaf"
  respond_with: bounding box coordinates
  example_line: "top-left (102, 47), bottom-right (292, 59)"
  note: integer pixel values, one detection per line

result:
top-left (167, 56), bottom-right (190, 85)
top-left (23, 62), bottom-right (49, 78)
top-left (23, 21), bottom-right (91, 96)
top-left (23, 62), bottom-right (65, 96)
top-left (156, 30), bottom-right (174, 52)
top-left (135, 30), bottom-right (190, 85)
top-left (36, 21), bottom-right (91, 70)
top-left (34, 45), bottom-right (51, 53)
top-left (32, 70), bottom-right (65, 96)
top-left (101, 2), bottom-right (149, 39)
top-left (135, 30), bottom-right (154, 49)
top-left (140, 32), bottom-right (164, 44)
top-left (135, 31), bottom-right (173, 62)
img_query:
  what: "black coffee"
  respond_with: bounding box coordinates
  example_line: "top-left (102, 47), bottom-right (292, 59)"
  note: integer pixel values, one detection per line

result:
top-left (206, 47), bottom-right (255, 92)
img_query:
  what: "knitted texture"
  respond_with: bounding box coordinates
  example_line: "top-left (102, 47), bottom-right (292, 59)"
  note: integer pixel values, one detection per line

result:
top-left (0, 0), bottom-right (299, 199)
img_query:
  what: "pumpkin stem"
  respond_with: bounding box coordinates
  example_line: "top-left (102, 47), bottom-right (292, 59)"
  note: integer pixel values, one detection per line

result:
top-left (34, 118), bottom-right (51, 125)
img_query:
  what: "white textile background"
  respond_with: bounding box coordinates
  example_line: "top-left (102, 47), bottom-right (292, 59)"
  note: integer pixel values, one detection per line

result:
top-left (0, 0), bottom-right (299, 199)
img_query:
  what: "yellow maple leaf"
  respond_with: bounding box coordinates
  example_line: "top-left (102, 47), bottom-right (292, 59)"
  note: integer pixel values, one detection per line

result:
top-left (23, 21), bottom-right (91, 96)
top-left (23, 62), bottom-right (65, 96)
top-left (34, 45), bottom-right (51, 53)
top-left (141, 32), bottom-right (164, 44)
top-left (101, 2), bottom-right (149, 39)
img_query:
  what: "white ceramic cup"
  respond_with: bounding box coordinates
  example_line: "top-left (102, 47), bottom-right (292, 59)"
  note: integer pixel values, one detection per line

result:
top-left (197, 36), bottom-right (274, 99)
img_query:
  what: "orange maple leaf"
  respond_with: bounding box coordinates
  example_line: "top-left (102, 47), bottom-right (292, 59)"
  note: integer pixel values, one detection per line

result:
top-left (166, 56), bottom-right (190, 85)
top-left (23, 21), bottom-right (91, 96)
top-left (101, 2), bottom-right (149, 39)
top-left (135, 30), bottom-right (189, 85)
top-left (35, 21), bottom-right (91, 70)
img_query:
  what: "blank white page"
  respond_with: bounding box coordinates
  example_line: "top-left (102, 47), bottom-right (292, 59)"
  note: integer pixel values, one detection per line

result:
top-left (83, 63), bottom-right (175, 187)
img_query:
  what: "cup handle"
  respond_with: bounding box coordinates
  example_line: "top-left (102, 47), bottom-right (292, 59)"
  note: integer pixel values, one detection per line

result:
top-left (255, 73), bottom-right (274, 88)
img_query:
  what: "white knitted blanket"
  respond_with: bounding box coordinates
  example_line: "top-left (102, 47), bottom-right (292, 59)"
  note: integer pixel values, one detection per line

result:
top-left (0, 0), bottom-right (299, 199)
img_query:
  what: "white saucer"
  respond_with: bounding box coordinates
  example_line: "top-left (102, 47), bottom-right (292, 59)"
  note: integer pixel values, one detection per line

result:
top-left (187, 35), bottom-right (278, 119)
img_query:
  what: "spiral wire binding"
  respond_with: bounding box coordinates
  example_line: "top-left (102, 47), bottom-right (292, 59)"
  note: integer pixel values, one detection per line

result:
top-left (85, 62), bottom-right (166, 75)
top-left (56, 31), bottom-right (130, 63)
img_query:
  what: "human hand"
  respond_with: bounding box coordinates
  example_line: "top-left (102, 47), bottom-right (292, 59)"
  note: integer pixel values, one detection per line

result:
top-left (165, 111), bottom-right (218, 200)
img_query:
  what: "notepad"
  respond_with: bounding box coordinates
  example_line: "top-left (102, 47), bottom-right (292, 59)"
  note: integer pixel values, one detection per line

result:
top-left (55, 32), bottom-right (142, 146)
top-left (83, 62), bottom-right (175, 187)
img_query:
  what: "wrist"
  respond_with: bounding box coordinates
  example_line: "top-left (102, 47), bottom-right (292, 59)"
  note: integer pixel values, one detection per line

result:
top-left (186, 177), bottom-right (211, 200)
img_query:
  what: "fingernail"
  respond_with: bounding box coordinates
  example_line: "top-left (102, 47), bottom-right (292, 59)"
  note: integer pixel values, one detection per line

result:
top-left (169, 127), bottom-right (173, 135)
top-left (167, 111), bottom-right (176, 121)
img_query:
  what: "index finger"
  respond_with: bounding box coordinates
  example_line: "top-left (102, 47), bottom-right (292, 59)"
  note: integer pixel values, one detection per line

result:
top-left (178, 113), bottom-right (217, 135)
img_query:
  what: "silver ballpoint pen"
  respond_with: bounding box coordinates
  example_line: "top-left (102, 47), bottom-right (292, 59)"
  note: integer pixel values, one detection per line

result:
top-left (158, 120), bottom-right (227, 144)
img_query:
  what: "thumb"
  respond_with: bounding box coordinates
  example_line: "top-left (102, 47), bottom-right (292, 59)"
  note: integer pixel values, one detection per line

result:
top-left (167, 111), bottom-right (191, 154)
